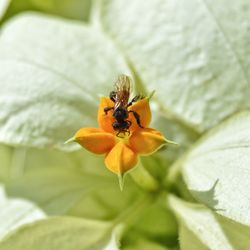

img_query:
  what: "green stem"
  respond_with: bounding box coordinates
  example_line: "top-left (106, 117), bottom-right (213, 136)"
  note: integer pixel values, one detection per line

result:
top-left (129, 161), bottom-right (159, 192)
top-left (165, 160), bottom-right (182, 189)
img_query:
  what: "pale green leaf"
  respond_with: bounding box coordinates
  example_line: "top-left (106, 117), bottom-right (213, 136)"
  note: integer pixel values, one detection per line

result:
top-left (103, 225), bottom-right (122, 250)
top-left (0, 144), bottom-right (12, 181)
top-left (121, 198), bottom-right (178, 250)
top-left (100, 0), bottom-right (250, 132)
top-left (0, 217), bottom-right (114, 250)
top-left (169, 195), bottom-right (250, 250)
top-left (0, 184), bottom-right (46, 239)
top-left (30, 0), bottom-right (91, 21)
top-left (0, 142), bottom-right (146, 244)
top-left (0, 0), bottom-right (10, 19)
top-left (2, 0), bottom-right (91, 22)
top-left (0, 13), bottom-right (130, 149)
top-left (182, 111), bottom-right (250, 225)
top-left (5, 167), bottom-right (113, 215)
top-left (1, 144), bottom-right (141, 220)
top-left (123, 239), bottom-right (171, 250)
top-left (179, 224), bottom-right (209, 250)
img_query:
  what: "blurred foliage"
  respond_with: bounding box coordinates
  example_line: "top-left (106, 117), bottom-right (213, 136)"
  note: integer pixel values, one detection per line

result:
top-left (0, 0), bottom-right (250, 249)
top-left (1, 0), bottom-right (91, 24)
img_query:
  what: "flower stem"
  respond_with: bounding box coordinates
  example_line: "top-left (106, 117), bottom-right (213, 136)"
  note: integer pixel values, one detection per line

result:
top-left (130, 161), bottom-right (159, 192)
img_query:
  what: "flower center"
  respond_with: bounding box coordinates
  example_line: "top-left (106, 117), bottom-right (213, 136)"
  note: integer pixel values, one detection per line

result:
top-left (115, 131), bottom-right (130, 144)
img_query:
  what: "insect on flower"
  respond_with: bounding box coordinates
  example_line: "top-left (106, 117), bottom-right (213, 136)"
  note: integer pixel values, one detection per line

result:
top-left (104, 75), bottom-right (144, 137)
top-left (66, 74), bottom-right (176, 184)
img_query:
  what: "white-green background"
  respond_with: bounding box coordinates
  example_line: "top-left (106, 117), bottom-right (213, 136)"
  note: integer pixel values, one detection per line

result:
top-left (0, 0), bottom-right (250, 249)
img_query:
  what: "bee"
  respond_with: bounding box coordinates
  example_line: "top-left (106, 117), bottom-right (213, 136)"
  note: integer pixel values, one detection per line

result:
top-left (104, 75), bottom-right (144, 137)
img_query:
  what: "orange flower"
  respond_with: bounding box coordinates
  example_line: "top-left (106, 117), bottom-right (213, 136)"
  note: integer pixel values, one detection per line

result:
top-left (67, 95), bottom-right (173, 176)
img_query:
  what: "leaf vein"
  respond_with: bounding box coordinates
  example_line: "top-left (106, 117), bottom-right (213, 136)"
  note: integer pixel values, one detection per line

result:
top-left (199, 0), bottom-right (250, 85)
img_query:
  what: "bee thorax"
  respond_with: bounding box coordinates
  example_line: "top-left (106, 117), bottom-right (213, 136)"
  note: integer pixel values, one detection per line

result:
top-left (113, 107), bottom-right (128, 120)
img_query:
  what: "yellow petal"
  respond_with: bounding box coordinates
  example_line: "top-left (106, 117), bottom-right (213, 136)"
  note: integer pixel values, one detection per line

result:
top-left (129, 128), bottom-right (166, 155)
top-left (97, 96), bottom-right (115, 133)
top-left (75, 128), bottom-right (115, 154)
top-left (104, 142), bottom-right (138, 174)
top-left (128, 98), bottom-right (151, 132)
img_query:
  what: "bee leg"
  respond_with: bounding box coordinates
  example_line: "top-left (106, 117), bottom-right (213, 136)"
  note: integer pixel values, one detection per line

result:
top-left (125, 120), bottom-right (132, 136)
top-left (127, 120), bottom-right (132, 127)
top-left (104, 106), bottom-right (114, 115)
top-left (109, 91), bottom-right (116, 102)
top-left (129, 110), bottom-right (144, 128)
top-left (127, 95), bottom-right (144, 107)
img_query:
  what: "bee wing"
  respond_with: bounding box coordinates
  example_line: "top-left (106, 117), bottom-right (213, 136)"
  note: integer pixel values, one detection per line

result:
top-left (115, 75), bottom-right (131, 107)
top-left (115, 75), bottom-right (131, 93)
